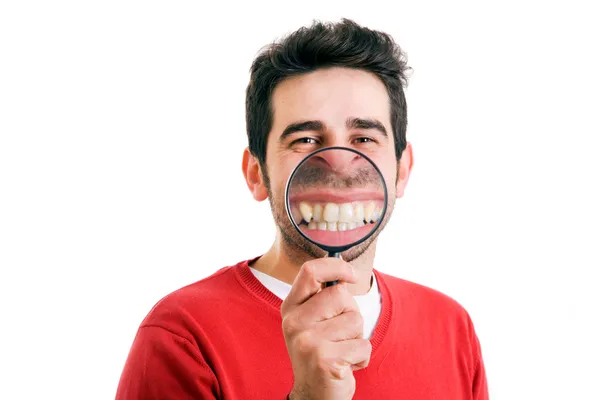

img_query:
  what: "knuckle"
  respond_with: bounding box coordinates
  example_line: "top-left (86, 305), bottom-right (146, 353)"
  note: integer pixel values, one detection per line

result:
top-left (281, 317), bottom-right (293, 337)
top-left (280, 300), bottom-right (289, 317)
top-left (332, 283), bottom-right (349, 300)
top-left (294, 331), bottom-right (316, 356)
top-left (348, 311), bottom-right (364, 333)
top-left (333, 281), bottom-right (346, 293)
top-left (281, 312), bottom-right (301, 337)
top-left (301, 262), bottom-right (316, 281)
top-left (360, 338), bottom-right (372, 356)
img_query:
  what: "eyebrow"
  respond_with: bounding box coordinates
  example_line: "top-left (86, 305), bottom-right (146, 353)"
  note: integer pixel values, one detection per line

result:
top-left (346, 117), bottom-right (387, 137)
top-left (280, 120), bottom-right (326, 140)
top-left (279, 117), bottom-right (387, 141)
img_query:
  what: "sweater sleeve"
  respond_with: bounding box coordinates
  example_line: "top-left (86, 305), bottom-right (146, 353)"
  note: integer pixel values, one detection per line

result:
top-left (115, 325), bottom-right (220, 399)
top-left (470, 323), bottom-right (489, 400)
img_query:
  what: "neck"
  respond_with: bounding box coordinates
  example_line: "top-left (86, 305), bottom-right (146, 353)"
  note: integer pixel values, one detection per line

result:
top-left (250, 234), bottom-right (377, 296)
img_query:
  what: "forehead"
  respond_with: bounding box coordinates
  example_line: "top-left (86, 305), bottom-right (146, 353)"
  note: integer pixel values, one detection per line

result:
top-left (270, 67), bottom-right (391, 132)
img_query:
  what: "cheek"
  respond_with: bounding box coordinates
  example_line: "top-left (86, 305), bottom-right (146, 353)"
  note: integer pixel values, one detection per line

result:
top-left (268, 154), bottom-right (302, 186)
top-left (381, 165), bottom-right (401, 199)
top-left (265, 164), bottom-right (291, 199)
top-left (369, 157), bottom-right (397, 188)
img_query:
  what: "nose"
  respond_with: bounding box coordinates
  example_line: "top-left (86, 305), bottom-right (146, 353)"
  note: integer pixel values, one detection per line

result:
top-left (312, 148), bottom-right (362, 173)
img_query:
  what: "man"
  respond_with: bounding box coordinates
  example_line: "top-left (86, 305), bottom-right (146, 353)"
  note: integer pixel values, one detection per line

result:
top-left (116, 18), bottom-right (489, 399)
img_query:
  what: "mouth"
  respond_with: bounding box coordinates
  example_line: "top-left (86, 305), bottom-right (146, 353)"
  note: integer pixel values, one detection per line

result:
top-left (288, 199), bottom-right (384, 247)
top-left (289, 199), bottom-right (384, 231)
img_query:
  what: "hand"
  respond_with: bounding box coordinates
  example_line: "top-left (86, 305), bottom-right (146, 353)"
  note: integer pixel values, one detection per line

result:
top-left (281, 257), bottom-right (371, 400)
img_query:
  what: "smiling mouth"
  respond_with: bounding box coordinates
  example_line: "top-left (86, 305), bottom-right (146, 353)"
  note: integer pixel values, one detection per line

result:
top-left (290, 200), bottom-right (384, 232)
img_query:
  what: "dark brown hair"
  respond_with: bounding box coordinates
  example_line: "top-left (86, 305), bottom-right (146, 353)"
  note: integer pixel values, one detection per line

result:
top-left (245, 18), bottom-right (411, 165)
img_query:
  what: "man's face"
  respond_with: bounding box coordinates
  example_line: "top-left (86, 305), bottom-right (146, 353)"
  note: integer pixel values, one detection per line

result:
top-left (251, 67), bottom-right (411, 262)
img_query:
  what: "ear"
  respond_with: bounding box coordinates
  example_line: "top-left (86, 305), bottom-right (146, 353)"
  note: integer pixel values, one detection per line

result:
top-left (242, 147), bottom-right (269, 201)
top-left (396, 142), bottom-right (414, 198)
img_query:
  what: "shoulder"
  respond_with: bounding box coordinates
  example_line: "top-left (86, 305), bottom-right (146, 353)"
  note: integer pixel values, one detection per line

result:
top-left (377, 270), bottom-right (475, 326)
top-left (376, 272), bottom-right (488, 390)
top-left (139, 260), bottom-right (248, 333)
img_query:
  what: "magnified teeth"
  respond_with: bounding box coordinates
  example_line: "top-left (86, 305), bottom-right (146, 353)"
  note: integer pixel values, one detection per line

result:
top-left (295, 200), bottom-right (382, 230)
top-left (313, 204), bottom-right (323, 222)
top-left (323, 203), bottom-right (339, 222)
top-left (372, 208), bottom-right (382, 222)
top-left (291, 206), bottom-right (303, 224)
top-left (299, 202), bottom-right (313, 223)
top-left (364, 201), bottom-right (376, 223)
top-left (339, 203), bottom-right (353, 223)
top-left (353, 203), bottom-right (364, 223)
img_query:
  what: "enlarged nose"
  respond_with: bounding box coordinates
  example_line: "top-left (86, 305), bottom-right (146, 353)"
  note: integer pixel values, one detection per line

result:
top-left (312, 148), bottom-right (363, 173)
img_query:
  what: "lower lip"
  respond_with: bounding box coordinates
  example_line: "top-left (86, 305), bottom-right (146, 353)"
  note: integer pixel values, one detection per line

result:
top-left (299, 223), bottom-right (375, 247)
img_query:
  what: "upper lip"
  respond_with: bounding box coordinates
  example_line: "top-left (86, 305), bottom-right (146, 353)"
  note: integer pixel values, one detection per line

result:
top-left (288, 189), bottom-right (384, 203)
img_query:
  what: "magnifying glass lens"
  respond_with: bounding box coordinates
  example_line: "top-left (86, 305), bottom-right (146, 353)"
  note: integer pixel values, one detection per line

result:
top-left (285, 147), bottom-right (387, 255)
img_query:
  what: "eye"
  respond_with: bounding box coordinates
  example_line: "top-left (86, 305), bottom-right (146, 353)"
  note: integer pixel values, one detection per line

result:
top-left (353, 137), bottom-right (377, 144)
top-left (292, 137), bottom-right (320, 145)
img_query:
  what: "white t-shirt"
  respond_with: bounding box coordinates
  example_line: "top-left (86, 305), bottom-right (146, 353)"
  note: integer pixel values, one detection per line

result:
top-left (249, 267), bottom-right (382, 339)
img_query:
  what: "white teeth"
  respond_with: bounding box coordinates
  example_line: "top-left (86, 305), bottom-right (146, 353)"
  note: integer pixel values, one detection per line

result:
top-left (353, 203), bottom-right (364, 223)
top-left (364, 201), bottom-right (376, 223)
top-left (313, 204), bottom-right (323, 222)
top-left (372, 207), bottom-right (382, 222)
top-left (291, 206), bottom-right (303, 224)
top-left (323, 203), bottom-right (339, 222)
top-left (299, 202), bottom-right (313, 223)
top-left (327, 222), bottom-right (337, 231)
top-left (295, 201), bottom-right (380, 226)
top-left (339, 203), bottom-right (354, 223)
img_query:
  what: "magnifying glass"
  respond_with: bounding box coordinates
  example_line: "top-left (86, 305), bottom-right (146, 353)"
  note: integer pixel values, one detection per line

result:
top-left (285, 146), bottom-right (388, 287)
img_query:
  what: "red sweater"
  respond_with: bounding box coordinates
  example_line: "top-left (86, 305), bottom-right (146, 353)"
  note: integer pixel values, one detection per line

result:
top-left (116, 259), bottom-right (489, 399)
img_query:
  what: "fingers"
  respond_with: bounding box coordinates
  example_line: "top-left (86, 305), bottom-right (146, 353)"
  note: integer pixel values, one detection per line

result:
top-left (326, 339), bottom-right (372, 378)
top-left (336, 339), bottom-right (372, 369)
top-left (314, 310), bottom-right (364, 342)
top-left (282, 258), bottom-right (356, 315)
top-left (292, 283), bottom-right (359, 325)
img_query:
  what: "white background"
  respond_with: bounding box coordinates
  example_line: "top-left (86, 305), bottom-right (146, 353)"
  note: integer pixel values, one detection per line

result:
top-left (1, 1), bottom-right (599, 399)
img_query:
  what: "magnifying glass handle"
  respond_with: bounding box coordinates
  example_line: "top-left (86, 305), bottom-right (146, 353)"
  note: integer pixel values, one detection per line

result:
top-left (325, 251), bottom-right (340, 286)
